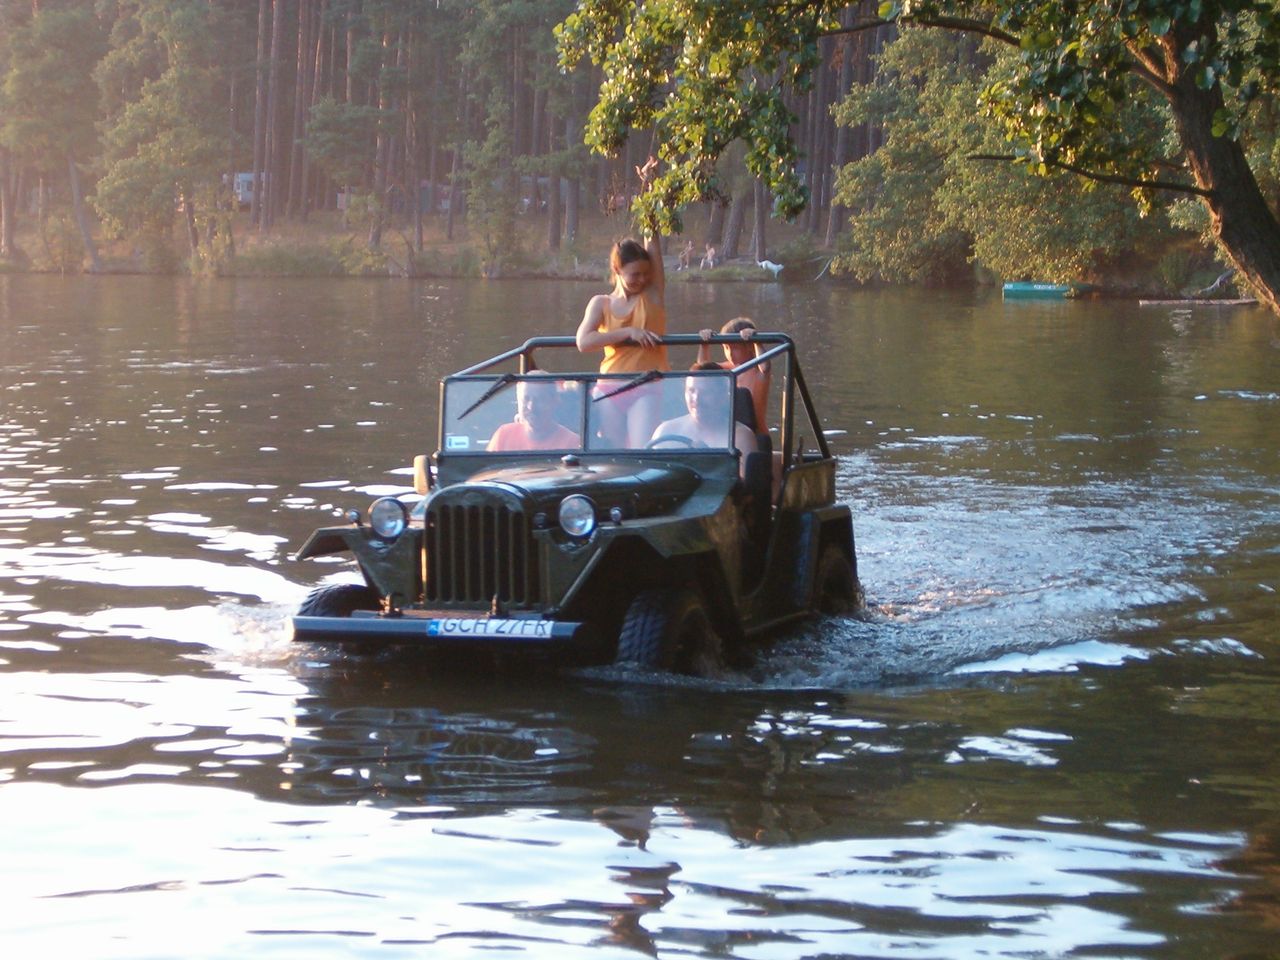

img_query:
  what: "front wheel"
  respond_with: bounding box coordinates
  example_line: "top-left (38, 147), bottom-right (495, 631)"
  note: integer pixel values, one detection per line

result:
top-left (813, 545), bottom-right (864, 615)
top-left (297, 582), bottom-right (380, 618)
top-left (615, 588), bottom-right (723, 677)
top-left (293, 584), bottom-right (383, 649)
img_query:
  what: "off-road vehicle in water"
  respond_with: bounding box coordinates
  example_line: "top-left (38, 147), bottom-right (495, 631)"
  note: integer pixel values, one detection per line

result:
top-left (291, 334), bottom-right (861, 673)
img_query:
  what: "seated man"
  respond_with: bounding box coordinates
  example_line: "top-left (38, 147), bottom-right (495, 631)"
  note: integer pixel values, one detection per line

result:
top-left (650, 364), bottom-right (757, 475)
top-left (487, 379), bottom-right (580, 451)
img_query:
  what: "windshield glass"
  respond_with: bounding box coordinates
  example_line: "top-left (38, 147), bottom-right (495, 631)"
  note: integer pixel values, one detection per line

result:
top-left (440, 372), bottom-right (737, 454)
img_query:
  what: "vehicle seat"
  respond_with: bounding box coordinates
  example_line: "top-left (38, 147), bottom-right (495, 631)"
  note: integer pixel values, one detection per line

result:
top-left (740, 450), bottom-right (772, 565)
top-left (734, 386), bottom-right (772, 458)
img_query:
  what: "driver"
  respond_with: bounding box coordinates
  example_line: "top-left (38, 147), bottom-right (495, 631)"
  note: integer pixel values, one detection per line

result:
top-left (649, 364), bottom-right (757, 475)
top-left (487, 379), bottom-right (580, 451)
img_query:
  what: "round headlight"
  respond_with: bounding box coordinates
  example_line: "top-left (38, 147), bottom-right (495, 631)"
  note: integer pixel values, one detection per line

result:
top-left (369, 497), bottom-right (408, 539)
top-left (558, 495), bottom-right (597, 538)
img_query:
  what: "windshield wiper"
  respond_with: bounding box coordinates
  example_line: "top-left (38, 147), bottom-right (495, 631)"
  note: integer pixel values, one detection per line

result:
top-left (593, 368), bottom-right (661, 402)
top-left (457, 373), bottom-right (517, 419)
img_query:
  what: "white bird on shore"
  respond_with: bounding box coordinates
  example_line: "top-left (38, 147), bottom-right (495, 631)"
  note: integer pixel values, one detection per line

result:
top-left (758, 260), bottom-right (784, 278)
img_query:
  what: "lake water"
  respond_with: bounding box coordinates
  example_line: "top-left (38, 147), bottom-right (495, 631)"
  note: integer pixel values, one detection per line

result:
top-left (1, 274), bottom-right (1278, 958)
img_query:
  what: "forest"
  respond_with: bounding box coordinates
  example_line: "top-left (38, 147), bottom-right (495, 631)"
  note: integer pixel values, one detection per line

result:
top-left (1, 0), bottom-right (1278, 303)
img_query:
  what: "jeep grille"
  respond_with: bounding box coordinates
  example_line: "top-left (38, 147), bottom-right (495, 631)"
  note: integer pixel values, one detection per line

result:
top-left (425, 501), bottom-right (539, 606)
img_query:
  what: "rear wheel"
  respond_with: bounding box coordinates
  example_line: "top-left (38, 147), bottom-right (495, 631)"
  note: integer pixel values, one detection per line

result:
top-left (814, 545), bottom-right (863, 615)
top-left (615, 588), bottom-right (723, 677)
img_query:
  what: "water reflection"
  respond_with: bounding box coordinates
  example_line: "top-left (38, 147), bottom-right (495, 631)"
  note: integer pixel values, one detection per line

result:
top-left (0, 667), bottom-right (1257, 956)
top-left (2, 275), bottom-right (1279, 955)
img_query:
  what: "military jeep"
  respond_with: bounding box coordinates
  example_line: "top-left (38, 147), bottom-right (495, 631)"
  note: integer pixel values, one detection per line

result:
top-left (291, 334), bottom-right (862, 673)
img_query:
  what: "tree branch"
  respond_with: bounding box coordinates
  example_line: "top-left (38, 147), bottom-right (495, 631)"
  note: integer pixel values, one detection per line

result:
top-left (814, 13), bottom-right (1019, 47)
top-left (911, 15), bottom-right (1020, 46)
top-left (818, 16), bottom-right (894, 38)
top-left (967, 153), bottom-right (1211, 196)
top-left (1124, 41), bottom-right (1175, 96)
top-left (814, 8), bottom-right (1173, 98)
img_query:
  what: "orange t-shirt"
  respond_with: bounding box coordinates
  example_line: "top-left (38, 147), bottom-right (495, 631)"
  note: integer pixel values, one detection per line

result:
top-left (487, 420), bottom-right (579, 451)
top-left (599, 292), bottom-right (668, 374)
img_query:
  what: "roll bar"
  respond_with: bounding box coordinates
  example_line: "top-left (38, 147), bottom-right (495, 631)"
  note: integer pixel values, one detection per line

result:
top-left (449, 333), bottom-right (829, 460)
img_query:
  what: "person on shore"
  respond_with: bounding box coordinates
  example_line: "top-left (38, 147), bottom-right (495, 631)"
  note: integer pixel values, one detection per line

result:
top-left (575, 156), bottom-right (667, 447)
top-left (695, 317), bottom-right (772, 432)
top-left (700, 243), bottom-right (717, 270)
top-left (678, 239), bottom-right (694, 271)
top-left (487, 379), bottom-right (579, 451)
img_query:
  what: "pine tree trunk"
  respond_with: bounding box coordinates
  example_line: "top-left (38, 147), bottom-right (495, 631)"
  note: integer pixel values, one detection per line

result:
top-left (446, 71), bottom-right (467, 242)
top-left (825, 12), bottom-right (855, 248)
top-left (287, 0), bottom-right (311, 218)
top-left (706, 199), bottom-right (725, 249)
top-left (752, 179), bottom-right (768, 262)
top-left (299, 0), bottom-right (325, 223)
top-left (564, 109), bottom-right (580, 244)
top-left (546, 110), bottom-right (561, 252)
top-left (803, 69), bottom-right (821, 234)
top-left (262, 0), bottom-right (285, 230)
top-left (808, 46), bottom-right (832, 234)
top-left (250, 0), bottom-right (269, 227)
top-left (721, 191), bottom-right (747, 261)
top-left (345, 4), bottom-right (358, 105)
top-left (67, 153), bottom-right (101, 273)
top-left (0, 148), bottom-right (17, 259)
top-left (184, 196), bottom-right (200, 256)
top-left (424, 45), bottom-right (441, 224)
top-left (368, 28), bottom-right (393, 249)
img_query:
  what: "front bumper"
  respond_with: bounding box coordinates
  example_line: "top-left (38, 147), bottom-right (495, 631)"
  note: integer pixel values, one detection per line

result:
top-left (291, 611), bottom-right (595, 653)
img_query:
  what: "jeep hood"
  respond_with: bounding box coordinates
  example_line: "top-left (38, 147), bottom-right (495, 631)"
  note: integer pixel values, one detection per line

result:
top-left (438, 460), bottom-right (701, 515)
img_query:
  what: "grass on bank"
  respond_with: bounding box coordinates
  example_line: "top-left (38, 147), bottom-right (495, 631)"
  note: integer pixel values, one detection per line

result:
top-left (0, 203), bottom-right (1234, 297)
top-left (0, 203), bottom-right (833, 283)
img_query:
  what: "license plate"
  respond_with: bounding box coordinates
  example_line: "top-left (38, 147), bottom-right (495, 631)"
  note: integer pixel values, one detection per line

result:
top-left (426, 617), bottom-right (554, 639)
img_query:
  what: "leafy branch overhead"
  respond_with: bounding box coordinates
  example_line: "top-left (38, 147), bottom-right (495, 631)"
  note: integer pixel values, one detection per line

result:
top-left (556, 0), bottom-right (841, 232)
top-left (558, 0), bottom-right (1280, 312)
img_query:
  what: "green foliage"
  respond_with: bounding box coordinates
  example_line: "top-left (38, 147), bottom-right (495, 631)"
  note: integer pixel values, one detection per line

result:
top-left (136, 226), bottom-right (182, 274)
top-left (0, 5), bottom-right (105, 169)
top-left (561, 0), bottom-right (1280, 306)
top-left (232, 243), bottom-right (349, 277)
top-left (333, 237), bottom-right (391, 276)
top-left (920, 0), bottom-right (1280, 175)
top-left (92, 2), bottom-right (233, 242)
top-left (305, 98), bottom-right (384, 188)
top-left (463, 92), bottom-right (519, 264)
top-left (230, 237), bottom-right (390, 277)
top-left (831, 30), bottom-right (975, 283)
top-left (833, 29), bottom-right (1176, 284)
top-left (557, 0), bottom-right (841, 233)
top-left (36, 210), bottom-right (84, 274)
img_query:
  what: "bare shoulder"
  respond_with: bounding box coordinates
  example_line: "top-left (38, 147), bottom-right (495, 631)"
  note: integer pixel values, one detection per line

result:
top-left (580, 294), bottom-right (611, 324)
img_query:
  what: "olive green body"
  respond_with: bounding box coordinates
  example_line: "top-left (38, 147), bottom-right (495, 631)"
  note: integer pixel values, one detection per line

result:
top-left (291, 334), bottom-right (860, 663)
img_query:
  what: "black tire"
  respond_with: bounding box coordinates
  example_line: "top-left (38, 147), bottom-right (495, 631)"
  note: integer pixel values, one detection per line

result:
top-left (297, 583), bottom-right (380, 618)
top-left (814, 545), bottom-right (863, 616)
top-left (294, 582), bottom-right (383, 651)
top-left (615, 588), bottom-right (723, 676)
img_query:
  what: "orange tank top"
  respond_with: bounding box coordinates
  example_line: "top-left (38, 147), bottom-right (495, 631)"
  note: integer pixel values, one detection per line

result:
top-left (599, 292), bottom-right (669, 374)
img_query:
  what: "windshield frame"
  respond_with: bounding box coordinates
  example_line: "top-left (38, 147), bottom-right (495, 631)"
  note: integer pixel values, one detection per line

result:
top-left (439, 368), bottom-right (740, 458)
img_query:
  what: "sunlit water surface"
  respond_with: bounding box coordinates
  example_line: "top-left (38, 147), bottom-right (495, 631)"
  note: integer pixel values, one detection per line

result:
top-left (2, 275), bottom-right (1278, 957)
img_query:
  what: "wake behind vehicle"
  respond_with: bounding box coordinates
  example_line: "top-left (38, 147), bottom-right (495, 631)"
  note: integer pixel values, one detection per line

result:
top-left (291, 334), bottom-right (862, 673)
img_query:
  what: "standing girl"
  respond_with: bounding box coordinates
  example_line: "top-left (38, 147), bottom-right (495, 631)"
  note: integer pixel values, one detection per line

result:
top-left (575, 157), bottom-right (667, 447)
